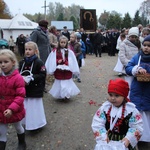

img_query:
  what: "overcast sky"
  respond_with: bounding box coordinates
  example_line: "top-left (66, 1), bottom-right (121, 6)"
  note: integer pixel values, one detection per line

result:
top-left (4, 0), bottom-right (144, 18)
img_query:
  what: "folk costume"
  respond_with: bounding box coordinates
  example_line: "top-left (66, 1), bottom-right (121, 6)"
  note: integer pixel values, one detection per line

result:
top-left (45, 48), bottom-right (80, 99)
top-left (92, 79), bottom-right (143, 150)
top-left (113, 36), bottom-right (125, 75)
top-left (19, 55), bottom-right (47, 130)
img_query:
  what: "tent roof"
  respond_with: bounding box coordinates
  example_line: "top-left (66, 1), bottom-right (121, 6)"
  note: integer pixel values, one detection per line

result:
top-left (0, 19), bottom-right (11, 29)
top-left (51, 21), bottom-right (73, 30)
top-left (0, 14), bottom-right (38, 30)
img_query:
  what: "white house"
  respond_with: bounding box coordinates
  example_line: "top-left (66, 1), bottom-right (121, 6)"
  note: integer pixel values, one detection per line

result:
top-left (0, 14), bottom-right (38, 41)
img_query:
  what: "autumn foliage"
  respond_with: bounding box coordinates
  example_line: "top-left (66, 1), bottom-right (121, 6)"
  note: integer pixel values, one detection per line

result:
top-left (0, 0), bottom-right (12, 19)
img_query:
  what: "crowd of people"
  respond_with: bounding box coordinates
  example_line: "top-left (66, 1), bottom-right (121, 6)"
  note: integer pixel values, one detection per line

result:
top-left (0, 19), bottom-right (150, 150)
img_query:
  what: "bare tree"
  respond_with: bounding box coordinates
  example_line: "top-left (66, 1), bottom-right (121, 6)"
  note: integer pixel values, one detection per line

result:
top-left (139, 0), bottom-right (150, 21)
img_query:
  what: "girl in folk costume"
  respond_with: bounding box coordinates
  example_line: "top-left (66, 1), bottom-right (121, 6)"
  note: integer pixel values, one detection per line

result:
top-left (114, 29), bottom-right (127, 76)
top-left (125, 35), bottom-right (150, 143)
top-left (0, 49), bottom-right (26, 150)
top-left (19, 41), bottom-right (47, 131)
top-left (92, 78), bottom-right (143, 150)
top-left (45, 36), bottom-right (80, 99)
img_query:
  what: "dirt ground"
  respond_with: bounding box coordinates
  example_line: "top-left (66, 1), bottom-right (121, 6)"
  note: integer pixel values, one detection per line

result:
top-left (6, 53), bottom-right (150, 150)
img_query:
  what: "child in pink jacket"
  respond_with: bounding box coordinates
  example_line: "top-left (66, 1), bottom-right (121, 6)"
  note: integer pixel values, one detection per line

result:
top-left (0, 49), bottom-right (26, 150)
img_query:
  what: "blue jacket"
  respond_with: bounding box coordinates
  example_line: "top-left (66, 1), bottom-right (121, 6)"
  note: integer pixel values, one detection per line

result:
top-left (125, 51), bottom-right (150, 111)
top-left (79, 40), bottom-right (86, 59)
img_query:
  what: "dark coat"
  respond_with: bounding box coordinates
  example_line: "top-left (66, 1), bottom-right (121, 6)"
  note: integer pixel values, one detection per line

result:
top-left (62, 31), bottom-right (70, 40)
top-left (30, 27), bottom-right (51, 63)
top-left (19, 57), bottom-right (46, 98)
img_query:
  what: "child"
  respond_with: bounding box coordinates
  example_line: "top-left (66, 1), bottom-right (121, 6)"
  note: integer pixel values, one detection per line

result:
top-left (45, 36), bottom-right (80, 99)
top-left (0, 49), bottom-right (26, 150)
top-left (125, 35), bottom-right (150, 143)
top-left (19, 41), bottom-right (47, 131)
top-left (139, 27), bottom-right (150, 44)
top-left (119, 27), bottom-right (140, 90)
top-left (76, 33), bottom-right (86, 68)
top-left (68, 32), bottom-right (82, 82)
top-left (91, 78), bottom-right (143, 150)
top-left (114, 33), bottom-right (126, 76)
top-left (86, 34), bottom-right (93, 55)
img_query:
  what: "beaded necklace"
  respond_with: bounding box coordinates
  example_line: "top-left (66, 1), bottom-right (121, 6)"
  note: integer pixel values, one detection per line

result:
top-left (106, 103), bottom-right (126, 132)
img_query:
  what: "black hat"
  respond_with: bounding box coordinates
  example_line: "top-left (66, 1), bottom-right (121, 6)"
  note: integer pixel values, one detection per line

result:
top-left (63, 26), bottom-right (67, 29)
top-left (38, 20), bottom-right (48, 28)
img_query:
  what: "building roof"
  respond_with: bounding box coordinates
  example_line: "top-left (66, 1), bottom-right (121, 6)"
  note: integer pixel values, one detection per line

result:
top-left (0, 14), bottom-right (38, 30)
top-left (51, 21), bottom-right (73, 30)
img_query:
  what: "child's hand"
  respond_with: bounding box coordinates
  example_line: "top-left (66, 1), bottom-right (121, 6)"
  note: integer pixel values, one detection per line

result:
top-left (135, 130), bottom-right (141, 141)
top-left (105, 137), bottom-right (110, 143)
top-left (122, 138), bottom-right (130, 147)
top-left (58, 59), bottom-right (63, 64)
top-left (3, 109), bottom-right (12, 118)
top-left (138, 68), bottom-right (147, 74)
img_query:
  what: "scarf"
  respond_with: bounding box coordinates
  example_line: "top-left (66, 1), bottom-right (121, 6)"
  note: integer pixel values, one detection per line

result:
top-left (40, 26), bottom-right (47, 33)
top-left (139, 50), bottom-right (150, 62)
top-left (24, 54), bottom-right (37, 63)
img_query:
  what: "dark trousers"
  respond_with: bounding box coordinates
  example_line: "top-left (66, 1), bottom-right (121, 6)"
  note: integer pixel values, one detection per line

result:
top-left (94, 44), bottom-right (102, 57)
top-left (110, 43), bottom-right (116, 56)
top-left (9, 46), bottom-right (14, 52)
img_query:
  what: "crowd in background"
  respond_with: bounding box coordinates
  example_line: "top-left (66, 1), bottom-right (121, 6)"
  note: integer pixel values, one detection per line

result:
top-left (8, 23), bottom-right (150, 61)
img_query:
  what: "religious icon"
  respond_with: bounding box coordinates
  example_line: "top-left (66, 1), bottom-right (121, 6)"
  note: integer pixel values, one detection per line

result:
top-left (80, 9), bottom-right (96, 32)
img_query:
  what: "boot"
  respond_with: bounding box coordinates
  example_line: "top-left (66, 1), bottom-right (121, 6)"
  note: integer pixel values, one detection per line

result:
top-left (17, 133), bottom-right (26, 150)
top-left (0, 141), bottom-right (6, 150)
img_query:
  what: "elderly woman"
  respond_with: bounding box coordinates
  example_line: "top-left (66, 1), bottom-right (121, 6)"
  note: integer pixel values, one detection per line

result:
top-left (30, 19), bottom-right (51, 63)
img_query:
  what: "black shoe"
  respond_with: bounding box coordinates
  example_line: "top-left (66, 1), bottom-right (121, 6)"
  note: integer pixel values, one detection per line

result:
top-left (0, 141), bottom-right (6, 150)
top-left (17, 133), bottom-right (26, 150)
top-left (77, 79), bottom-right (81, 83)
top-left (118, 73), bottom-right (123, 77)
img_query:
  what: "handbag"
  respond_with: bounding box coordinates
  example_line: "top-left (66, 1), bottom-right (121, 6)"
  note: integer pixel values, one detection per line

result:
top-left (94, 140), bottom-right (128, 150)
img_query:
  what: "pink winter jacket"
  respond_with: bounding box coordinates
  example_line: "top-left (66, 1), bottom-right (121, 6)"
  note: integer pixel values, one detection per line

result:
top-left (0, 69), bottom-right (25, 123)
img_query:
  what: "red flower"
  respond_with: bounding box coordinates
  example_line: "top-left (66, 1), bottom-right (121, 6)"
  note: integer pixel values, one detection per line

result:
top-left (136, 114), bottom-right (141, 120)
top-left (96, 110), bottom-right (100, 116)
top-left (89, 100), bottom-right (96, 105)
top-left (94, 131), bottom-right (100, 137)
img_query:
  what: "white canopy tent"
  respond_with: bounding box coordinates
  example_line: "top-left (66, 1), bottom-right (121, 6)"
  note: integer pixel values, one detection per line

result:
top-left (51, 21), bottom-right (73, 31)
top-left (0, 14), bottom-right (38, 42)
